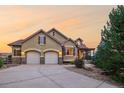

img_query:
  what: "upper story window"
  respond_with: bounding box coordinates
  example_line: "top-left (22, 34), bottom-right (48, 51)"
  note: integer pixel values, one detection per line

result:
top-left (13, 48), bottom-right (21, 56)
top-left (77, 41), bottom-right (81, 46)
top-left (38, 35), bottom-right (46, 45)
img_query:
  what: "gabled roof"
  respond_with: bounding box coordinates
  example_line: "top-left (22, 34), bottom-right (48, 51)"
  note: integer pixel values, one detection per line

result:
top-left (8, 29), bottom-right (61, 46)
top-left (47, 28), bottom-right (77, 46)
top-left (75, 38), bottom-right (95, 50)
top-left (22, 29), bottom-right (45, 43)
top-left (78, 43), bottom-right (87, 48)
top-left (75, 38), bottom-right (83, 42)
top-left (61, 38), bottom-right (76, 46)
top-left (47, 28), bottom-right (69, 40)
top-left (8, 39), bottom-right (24, 46)
top-left (8, 28), bottom-right (83, 47)
top-left (75, 38), bottom-right (87, 48)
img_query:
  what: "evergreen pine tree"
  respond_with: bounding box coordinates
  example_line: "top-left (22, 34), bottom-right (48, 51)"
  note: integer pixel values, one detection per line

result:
top-left (95, 6), bottom-right (124, 83)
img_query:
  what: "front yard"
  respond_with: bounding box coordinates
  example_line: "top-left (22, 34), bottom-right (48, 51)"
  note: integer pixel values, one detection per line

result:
top-left (65, 64), bottom-right (124, 88)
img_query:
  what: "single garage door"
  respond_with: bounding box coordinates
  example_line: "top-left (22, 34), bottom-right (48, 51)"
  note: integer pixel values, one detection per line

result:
top-left (45, 52), bottom-right (58, 64)
top-left (27, 51), bottom-right (40, 64)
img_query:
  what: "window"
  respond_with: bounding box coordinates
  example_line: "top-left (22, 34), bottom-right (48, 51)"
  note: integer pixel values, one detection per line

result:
top-left (77, 41), bottom-right (81, 46)
top-left (13, 49), bottom-right (21, 56)
top-left (65, 47), bottom-right (74, 55)
top-left (39, 35), bottom-right (46, 45)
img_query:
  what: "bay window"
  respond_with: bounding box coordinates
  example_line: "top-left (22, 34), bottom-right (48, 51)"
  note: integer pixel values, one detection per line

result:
top-left (65, 47), bottom-right (75, 56)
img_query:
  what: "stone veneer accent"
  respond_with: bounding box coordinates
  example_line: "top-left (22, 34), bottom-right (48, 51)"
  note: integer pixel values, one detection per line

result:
top-left (12, 57), bottom-right (22, 64)
top-left (40, 57), bottom-right (44, 64)
top-left (58, 57), bottom-right (63, 64)
top-left (21, 57), bottom-right (26, 64)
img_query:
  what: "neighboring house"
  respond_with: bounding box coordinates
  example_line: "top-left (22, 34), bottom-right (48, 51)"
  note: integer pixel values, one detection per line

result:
top-left (8, 28), bottom-right (94, 64)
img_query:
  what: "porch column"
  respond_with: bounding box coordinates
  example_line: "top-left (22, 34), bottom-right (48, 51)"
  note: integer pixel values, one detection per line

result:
top-left (61, 45), bottom-right (65, 63)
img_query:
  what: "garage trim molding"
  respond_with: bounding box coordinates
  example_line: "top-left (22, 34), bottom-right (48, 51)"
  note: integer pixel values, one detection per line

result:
top-left (24, 48), bottom-right (41, 53)
top-left (43, 49), bottom-right (59, 53)
top-left (44, 51), bottom-right (59, 64)
top-left (26, 51), bottom-right (41, 64)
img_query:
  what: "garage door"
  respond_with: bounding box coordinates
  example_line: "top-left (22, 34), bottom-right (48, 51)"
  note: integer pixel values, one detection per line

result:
top-left (27, 51), bottom-right (40, 64)
top-left (45, 52), bottom-right (58, 64)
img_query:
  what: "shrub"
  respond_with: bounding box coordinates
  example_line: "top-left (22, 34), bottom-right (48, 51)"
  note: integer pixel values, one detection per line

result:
top-left (111, 73), bottom-right (124, 83)
top-left (0, 58), bottom-right (4, 68)
top-left (75, 59), bottom-right (83, 68)
top-left (95, 6), bottom-right (124, 83)
top-left (69, 61), bottom-right (74, 64)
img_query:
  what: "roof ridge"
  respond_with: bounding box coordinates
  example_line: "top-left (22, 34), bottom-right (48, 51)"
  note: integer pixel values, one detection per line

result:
top-left (46, 32), bottom-right (61, 45)
top-left (8, 28), bottom-right (62, 46)
top-left (61, 38), bottom-right (76, 46)
top-left (8, 39), bottom-right (24, 46)
top-left (22, 29), bottom-right (44, 43)
top-left (8, 28), bottom-right (77, 46)
top-left (47, 28), bottom-right (69, 39)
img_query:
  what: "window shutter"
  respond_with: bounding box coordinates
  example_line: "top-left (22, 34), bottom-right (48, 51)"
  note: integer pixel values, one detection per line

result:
top-left (38, 36), bottom-right (40, 44)
top-left (44, 36), bottom-right (46, 44)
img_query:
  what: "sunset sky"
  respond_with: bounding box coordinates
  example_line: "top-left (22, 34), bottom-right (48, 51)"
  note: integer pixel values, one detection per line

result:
top-left (0, 5), bottom-right (115, 53)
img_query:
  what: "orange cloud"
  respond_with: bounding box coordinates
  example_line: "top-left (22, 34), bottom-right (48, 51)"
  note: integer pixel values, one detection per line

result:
top-left (0, 6), bottom-right (114, 53)
top-left (56, 18), bottom-right (80, 30)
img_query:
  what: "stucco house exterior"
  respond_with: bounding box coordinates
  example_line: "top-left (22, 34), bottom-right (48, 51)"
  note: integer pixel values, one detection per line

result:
top-left (8, 28), bottom-right (94, 64)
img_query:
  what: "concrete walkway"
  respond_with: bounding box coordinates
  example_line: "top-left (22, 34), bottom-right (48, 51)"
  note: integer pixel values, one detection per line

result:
top-left (0, 65), bottom-right (117, 88)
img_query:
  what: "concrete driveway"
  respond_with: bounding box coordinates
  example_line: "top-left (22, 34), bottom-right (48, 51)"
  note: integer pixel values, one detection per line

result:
top-left (0, 65), bottom-right (117, 88)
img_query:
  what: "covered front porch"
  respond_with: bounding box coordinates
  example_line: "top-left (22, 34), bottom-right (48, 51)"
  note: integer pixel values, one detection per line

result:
top-left (78, 48), bottom-right (95, 61)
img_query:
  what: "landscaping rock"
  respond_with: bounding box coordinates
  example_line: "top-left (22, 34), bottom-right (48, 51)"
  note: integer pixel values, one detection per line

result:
top-left (84, 63), bottom-right (95, 71)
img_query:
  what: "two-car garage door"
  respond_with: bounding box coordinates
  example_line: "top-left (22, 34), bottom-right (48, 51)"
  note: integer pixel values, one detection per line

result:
top-left (27, 51), bottom-right (40, 64)
top-left (45, 52), bottom-right (58, 64)
top-left (26, 51), bottom-right (58, 64)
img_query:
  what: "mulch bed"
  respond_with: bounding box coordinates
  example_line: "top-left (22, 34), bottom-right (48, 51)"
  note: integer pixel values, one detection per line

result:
top-left (65, 65), bottom-right (124, 88)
